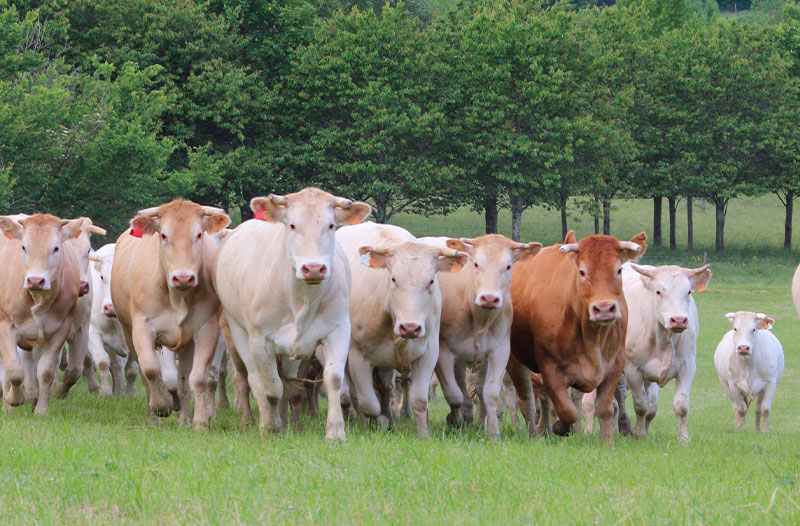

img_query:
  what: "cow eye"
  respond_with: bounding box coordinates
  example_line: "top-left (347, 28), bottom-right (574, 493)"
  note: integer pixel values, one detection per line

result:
top-left (53, 246), bottom-right (59, 254)
top-left (289, 224), bottom-right (296, 231)
top-left (687, 290), bottom-right (692, 296)
top-left (329, 223), bottom-right (335, 230)
top-left (161, 233), bottom-right (168, 242)
top-left (196, 232), bottom-right (202, 241)
top-left (428, 279), bottom-right (435, 287)
top-left (506, 264), bottom-right (511, 271)
top-left (21, 246), bottom-right (26, 253)
top-left (617, 268), bottom-right (622, 276)
top-left (474, 262), bottom-right (479, 269)
top-left (391, 277), bottom-right (397, 285)
top-left (579, 269), bottom-right (586, 278)
top-left (656, 290), bottom-right (662, 296)
top-left (100, 275), bottom-right (104, 281)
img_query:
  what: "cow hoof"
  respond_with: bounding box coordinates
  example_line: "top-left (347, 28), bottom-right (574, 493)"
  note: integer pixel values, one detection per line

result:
top-left (51, 383), bottom-right (69, 400)
top-left (552, 420), bottom-right (573, 436)
top-left (151, 404), bottom-right (172, 418)
top-left (445, 411), bottom-right (462, 428)
top-left (169, 391), bottom-right (181, 411)
top-left (326, 422), bottom-right (346, 442)
top-left (5, 385), bottom-right (25, 407)
top-left (34, 404), bottom-right (49, 417)
top-left (678, 434), bottom-right (690, 445)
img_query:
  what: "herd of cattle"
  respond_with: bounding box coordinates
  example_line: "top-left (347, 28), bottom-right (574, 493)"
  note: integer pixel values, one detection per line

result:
top-left (0, 188), bottom-right (791, 444)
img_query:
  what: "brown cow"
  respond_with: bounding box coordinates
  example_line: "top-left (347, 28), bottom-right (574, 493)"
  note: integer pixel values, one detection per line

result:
top-left (111, 200), bottom-right (230, 428)
top-left (507, 230), bottom-right (646, 443)
top-left (0, 214), bottom-right (86, 414)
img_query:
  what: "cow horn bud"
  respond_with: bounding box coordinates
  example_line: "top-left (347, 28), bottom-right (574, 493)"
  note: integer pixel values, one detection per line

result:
top-left (559, 243), bottom-right (579, 253)
top-left (333, 197), bottom-right (353, 209)
top-left (137, 206), bottom-right (161, 217)
top-left (89, 226), bottom-right (107, 236)
top-left (269, 194), bottom-right (288, 206)
top-left (89, 253), bottom-right (103, 263)
top-left (629, 263), bottom-right (654, 279)
top-left (199, 205), bottom-right (226, 216)
top-left (619, 241), bottom-right (643, 252)
top-left (458, 238), bottom-right (475, 245)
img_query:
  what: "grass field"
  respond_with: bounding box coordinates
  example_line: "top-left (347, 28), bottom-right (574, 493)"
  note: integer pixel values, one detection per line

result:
top-left (1, 197), bottom-right (799, 524)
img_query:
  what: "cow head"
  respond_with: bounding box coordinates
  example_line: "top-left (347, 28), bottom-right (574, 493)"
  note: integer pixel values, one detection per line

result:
top-left (630, 264), bottom-right (711, 333)
top-left (68, 218), bottom-right (107, 297)
top-left (0, 214), bottom-right (85, 292)
top-left (559, 230), bottom-right (647, 325)
top-left (90, 244), bottom-right (116, 317)
top-left (130, 200), bottom-right (230, 291)
top-left (724, 311), bottom-right (773, 358)
top-left (446, 234), bottom-right (541, 310)
top-left (251, 188), bottom-right (371, 284)
top-left (359, 242), bottom-right (468, 339)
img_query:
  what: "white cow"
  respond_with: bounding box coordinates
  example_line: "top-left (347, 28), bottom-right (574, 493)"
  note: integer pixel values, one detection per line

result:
top-left (338, 222), bottom-right (468, 438)
top-left (421, 234), bottom-right (540, 440)
top-left (714, 311), bottom-right (784, 432)
top-left (583, 263), bottom-right (711, 443)
top-left (213, 188), bottom-right (371, 440)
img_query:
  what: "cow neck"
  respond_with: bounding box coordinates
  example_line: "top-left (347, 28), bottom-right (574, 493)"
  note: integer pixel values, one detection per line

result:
top-left (283, 255), bottom-right (328, 338)
top-left (27, 264), bottom-right (64, 341)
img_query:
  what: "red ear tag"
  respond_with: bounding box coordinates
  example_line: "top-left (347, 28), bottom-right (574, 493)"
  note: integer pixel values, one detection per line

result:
top-left (254, 209), bottom-right (266, 221)
top-left (130, 223), bottom-right (144, 238)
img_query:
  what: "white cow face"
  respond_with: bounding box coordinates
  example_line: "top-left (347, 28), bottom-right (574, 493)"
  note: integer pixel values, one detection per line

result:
top-left (251, 188), bottom-right (371, 284)
top-left (631, 264), bottom-right (711, 333)
top-left (725, 311), bottom-right (773, 357)
top-left (0, 214), bottom-right (85, 292)
top-left (446, 235), bottom-right (541, 310)
top-left (90, 245), bottom-right (116, 317)
top-left (360, 242), bottom-right (468, 339)
top-left (67, 219), bottom-right (107, 297)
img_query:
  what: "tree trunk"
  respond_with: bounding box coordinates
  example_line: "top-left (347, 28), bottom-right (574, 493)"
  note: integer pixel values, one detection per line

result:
top-left (594, 215), bottom-right (600, 235)
top-left (784, 189), bottom-right (793, 250)
top-left (374, 206), bottom-right (388, 224)
top-left (687, 196), bottom-right (693, 250)
top-left (484, 195), bottom-right (498, 234)
top-left (510, 192), bottom-right (524, 242)
top-left (602, 200), bottom-right (611, 235)
top-left (560, 203), bottom-right (568, 240)
top-left (668, 196), bottom-right (677, 250)
top-left (653, 196), bottom-right (663, 247)
top-left (714, 198), bottom-right (726, 253)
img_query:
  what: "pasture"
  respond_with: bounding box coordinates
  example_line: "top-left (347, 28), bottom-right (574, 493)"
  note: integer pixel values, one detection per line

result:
top-left (1, 196), bottom-right (799, 524)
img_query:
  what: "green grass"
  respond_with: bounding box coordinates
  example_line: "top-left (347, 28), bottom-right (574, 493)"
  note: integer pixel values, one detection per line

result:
top-left (2, 196), bottom-right (800, 524)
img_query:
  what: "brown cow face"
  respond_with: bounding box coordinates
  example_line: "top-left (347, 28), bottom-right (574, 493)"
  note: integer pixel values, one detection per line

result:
top-left (131, 200), bottom-right (230, 291)
top-left (724, 311), bottom-right (773, 357)
top-left (447, 235), bottom-right (541, 310)
top-left (560, 231), bottom-right (647, 325)
top-left (0, 214), bottom-right (85, 292)
top-left (360, 242), bottom-right (468, 339)
top-left (251, 188), bottom-right (371, 284)
top-left (631, 264), bottom-right (711, 333)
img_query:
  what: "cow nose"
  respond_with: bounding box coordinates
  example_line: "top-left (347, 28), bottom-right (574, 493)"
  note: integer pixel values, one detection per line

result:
top-left (301, 263), bottom-right (327, 281)
top-left (590, 301), bottom-right (619, 322)
top-left (398, 323), bottom-right (422, 339)
top-left (668, 316), bottom-right (688, 331)
top-left (170, 273), bottom-right (197, 289)
top-left (737, 345), bottom-right (751, 355)
top-left (26, 276), bottom-right (46, 290)
top-left (477, 293), bottom-right (501, 309)
top-left (79, 280), bottom-right (90, 297)
top-left (103, 303), bottom-right (116, 318)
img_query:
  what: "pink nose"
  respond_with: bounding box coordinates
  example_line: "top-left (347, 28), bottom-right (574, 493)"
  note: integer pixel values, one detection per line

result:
top-left (590, 301), bottom-right (619, 322)
top-left (171, 273), bottom-right (197, 289)
top-left (398, 323), bottom-right (422, 339)
top-left (478, 293), bottom-right (501, 309)
top-left (103, 304), bottom-right (116, 318)
top-left (668, 316), bottom-right (688, 331)
top-left (737, 345), bottom-right (751, 355)
top-left (301, 263), bottom-right (327, 281)
top-left (79, 280), bottom-right (90, 297)
top-left (26, 276), bottom-right (46, 290)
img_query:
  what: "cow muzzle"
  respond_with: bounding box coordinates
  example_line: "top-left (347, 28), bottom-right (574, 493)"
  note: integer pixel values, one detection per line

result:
top-left (300, 262), bottom-right (327, 283)
top-left (667, 315), bottom-right (688, 333)
top-left (476, 292), bottom-right (502, 309)
top-left (25, 275), bottom-right (49, 291)
top-left (396, 322), bottom-right (423, 339)
top-left (736, 345), bottom-right (751, 356)
top-left (169, 272), bottom-right (197, 290)
top-left (589, 300), bottom-right (620, 324)
top-left (103, 303), bottom-right (117, 318)
top-left (79, 280), bottom-right (90, 297)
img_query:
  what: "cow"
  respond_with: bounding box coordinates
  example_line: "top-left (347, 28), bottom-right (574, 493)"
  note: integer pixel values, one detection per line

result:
top-left (714, 311), bottom-right (785, 432)
top-left (338, 222), bottom-right (468, 438)
top-left (213, 188), bottom-right (371, 440)
top-left (0, 214), bottom-right (86, 414)
top-left (420, 234), bottom-right (541, 440)
top-left (583, 263), bottom-right (711, 443)
top-left (506, 230), bottom-right (647, 444)
top-left (110, 200), bottom-right (230, 429)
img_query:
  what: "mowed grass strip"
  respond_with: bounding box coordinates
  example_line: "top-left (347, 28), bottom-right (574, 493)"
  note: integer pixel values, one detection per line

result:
top-left (1, 197), bottom-right (799, 524)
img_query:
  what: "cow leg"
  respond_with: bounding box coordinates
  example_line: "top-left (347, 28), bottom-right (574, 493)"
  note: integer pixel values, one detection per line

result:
top-left (616, 375), bottom-right (632, 436)
top-left (757, 381), bottom-right (777, 432)
top-left (506, 355), bottom-right (538, 438)
top-left (435, 344), bottom-right (465, 427)
top-left (221, 317), bottom-right (252, 425)
top-left (540, 362), bottom-right (578, 436)
top-left (375, 368), bottom-right (395, 430)
top-left (408, 341), bottom-right (438, 439)
top-left (217, 350), bottom-right (230, 411)
top-left (33, 323), bottom-right (72, 415)
top-left (732, 394), bottom-right (748, 430)
top-left (0, 321), bottom-right (25, 407)
top-left (454, 360), bottom-right (473, 426)
top-left (130, 317), bottom-right (171, 417)
top-left (481, 341), bottom-right (509, 441)
top-left (157, 349), bottom-right (180, 411)
top-left (673, 358), bottom-right (695, 443)
top-left (53, 324), bottom-right (89, 399)
top-left (502, 374), bottom-right (520, 430)
top-left (108, 351), bottom-right (124, 397)
top-left (21, 349), bottom-right (39, 407)
top-left (347, 346), bottom-right (380, 428)
top-left (280, 358), bottom-right (302, 432)
top-left (124, 354), bottom-right (139, 397)
top-left (205, 332), bottom-right (226, 424)
top-left (241, 330), bottom-right (283, 435)
top-left (627, 368), bottom-right (649, 438)
top-left (173, 345), bottom-right (193, 426)
top-left (644, 382), bottom-right (659, 432)
top-left (594, 352), bottom-right (625, 444)
top-left (83, 353), bottom-right (100, 394)
top-left (581, 390), bottom-right (597, 435)
top-left (569, 387), bottom-right (584, 434)
top-left (89, 329), bottom-right (113, 397)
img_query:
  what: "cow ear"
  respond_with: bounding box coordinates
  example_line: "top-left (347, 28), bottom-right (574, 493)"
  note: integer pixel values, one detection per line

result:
top-left (358, 246), bottom-right (390, 269)
top-left (203, 213), bottom-right (231, 234)
top-left (445, 239), bottom-right (473, 257)
top-left (687, 264), bottom-right (711, 292)
top-left (59, 218), bottom-right (85, 241)
top-left (563, 230), bottom-right (577, 244)
top-left (250, 195), bottom-right (287, 223)
top-left (130, 215), bottom-right (160, 235)
top-left (620, 232), bottom-right (647, 262)
top-left (724, 312), bottom-right (736, 326)
top-left (334, 201), bottom-right (372, 226)
top-left (437, 250), bottom-right (469, 274)
top-left (756, 313), bottom-right (774, 330)
top-left (511, 242), bottom-right (542, 263)
top-left (0, 216), bottom-right (23, 240)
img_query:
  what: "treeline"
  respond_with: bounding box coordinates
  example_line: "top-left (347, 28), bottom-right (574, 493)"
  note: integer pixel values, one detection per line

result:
top-left (1, 0), bottom-right (798, 251)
